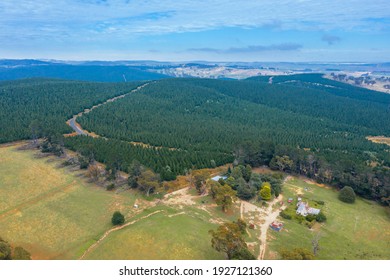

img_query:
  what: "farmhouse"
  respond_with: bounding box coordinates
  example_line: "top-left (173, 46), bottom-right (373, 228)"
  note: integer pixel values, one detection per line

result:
top-left (211, 175), bottom-right (227, 182)
top-left (296, 201), bottom-right (320, 216)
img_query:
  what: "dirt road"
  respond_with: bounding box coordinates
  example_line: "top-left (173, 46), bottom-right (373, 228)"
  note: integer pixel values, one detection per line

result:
top-left (240, 195), bottom-right (285, 260)
top-left (66, 83), bottom-right (150, 136)
top-left (258, 195), bottom-right (285, 260)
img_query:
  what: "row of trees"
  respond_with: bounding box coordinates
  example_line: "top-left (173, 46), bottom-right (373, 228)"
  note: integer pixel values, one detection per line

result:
top-left (64, 136), bottom-right (233, 181)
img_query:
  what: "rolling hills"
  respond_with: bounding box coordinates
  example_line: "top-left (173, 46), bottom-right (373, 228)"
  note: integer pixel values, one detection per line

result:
top-left (0, 74), bottom-right (389, 205)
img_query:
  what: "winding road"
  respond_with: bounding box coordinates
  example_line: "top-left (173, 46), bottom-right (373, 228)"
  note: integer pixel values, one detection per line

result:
top-left (66, 82), bottom-right (150, 136)
top-left (68, 117), bottom-right (87, 135)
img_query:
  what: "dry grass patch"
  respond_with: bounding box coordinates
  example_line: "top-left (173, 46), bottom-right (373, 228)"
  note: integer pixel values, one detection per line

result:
top-left (0, 144), bottom-right (137, 259)
top-left (366, 136), bottom-right (390, 146)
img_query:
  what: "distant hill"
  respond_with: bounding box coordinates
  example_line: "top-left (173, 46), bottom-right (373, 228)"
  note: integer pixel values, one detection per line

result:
top-left (0, 61), bottom-right (169, 82)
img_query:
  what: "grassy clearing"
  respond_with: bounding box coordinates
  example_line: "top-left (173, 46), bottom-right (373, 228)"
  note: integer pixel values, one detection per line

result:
top-left (266, 178), bottom-right (390, 260)
top-left (85, 205), bottom-right (224, 260)
top-left (0, 144), bottom-right (136, 259)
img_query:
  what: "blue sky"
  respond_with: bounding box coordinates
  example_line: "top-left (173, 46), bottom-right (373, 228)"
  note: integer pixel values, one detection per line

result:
top-left (1, 0), bottom-right (389, 62)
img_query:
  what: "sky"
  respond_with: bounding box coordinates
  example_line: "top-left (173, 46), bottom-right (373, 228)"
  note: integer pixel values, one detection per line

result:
top-left (0, 0), bottom-right (389, 62)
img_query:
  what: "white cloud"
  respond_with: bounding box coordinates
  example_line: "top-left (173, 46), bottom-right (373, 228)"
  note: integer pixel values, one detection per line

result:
top-left (0, 0), bottom-right (389, 40)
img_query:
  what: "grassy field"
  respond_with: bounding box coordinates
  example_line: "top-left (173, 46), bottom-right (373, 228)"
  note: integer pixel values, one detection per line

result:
top-left (3, 143), bottom-right (388, 260)
top-left (266, 178), bottom-right (390, 260)
top-left (85, 205), bottom-right (224, 260)
top-left (0, 144), bottom-right (137, 259)
top-left (0, 143), bottom-right (227, 260)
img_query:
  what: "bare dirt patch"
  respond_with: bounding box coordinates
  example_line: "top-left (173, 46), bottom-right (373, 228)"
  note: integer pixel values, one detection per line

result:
top-left (164, 187), bottom-right (196, 206)
top-left (367, 136), bottom-right (390, 146)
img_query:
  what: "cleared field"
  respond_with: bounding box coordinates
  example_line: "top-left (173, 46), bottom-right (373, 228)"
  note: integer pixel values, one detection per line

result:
top-left (266, 178), bottom-right (390, 260)
top-left (84, 205), bottom-right (224, 260)
top-left (0, 144), bottom-right (136, 259)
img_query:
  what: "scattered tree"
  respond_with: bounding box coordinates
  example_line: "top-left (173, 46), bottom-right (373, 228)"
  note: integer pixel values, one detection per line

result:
top-left (242, 165), bottom-right (252, 182)
top-left (0, 237), bottom-right (11, 260)
top-left (259, 182), bottom-right (272, 200)
top-left (192, 170), bottom-right (208, 195)
top-left (79, 155), bottom-right (90, 169)
top-left (231, 167), bottom-right (243, 180)
top-left (215, 184), bottom-right (237, 212)
top-left (209, 222), bottom-right (255, 260)
top-left (161, 165), bottom-right (176, 181)
top-left (12, 247), bottom-right (31, 260)
top-left (111, 211), bottom-right (125, 226)
top-left (87, 164), bottom-right (101, 182)
top-left (280, 248), bottom-right (314, 260)
top-left (270, 155), bottom-right (294, 172)
top-left (234, 218), bottom-right (247, 234)
top-left (106, 183), bottom-right (115, 191)
top-left (315, 212), bottom-right (327, 222)
top-left (137, 169), bottom-right (161, 196)
top-left (208, 180), bottom-right (221, 199)
top-left (237, 182), bottom-right (256, 200)
top-left (339, 186), bottom-right (356, 203)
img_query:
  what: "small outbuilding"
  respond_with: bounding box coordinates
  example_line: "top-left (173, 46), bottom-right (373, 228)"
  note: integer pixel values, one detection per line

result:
top-left (270, 221), bottom-right (283, 232)
top-left (211, 175), bottom-right (227, 182)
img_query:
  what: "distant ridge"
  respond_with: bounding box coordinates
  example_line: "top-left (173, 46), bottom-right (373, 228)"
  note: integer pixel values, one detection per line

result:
top-left (0, 60), bottom-right (169, 82)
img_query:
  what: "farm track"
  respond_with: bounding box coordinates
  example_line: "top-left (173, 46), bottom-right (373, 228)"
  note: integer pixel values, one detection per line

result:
top-left (79, 210), bottom-right (164, 260)
top-left (258, 195), bottom-right (285, 260)
top-left (0, 180), bottom-right (76, 221)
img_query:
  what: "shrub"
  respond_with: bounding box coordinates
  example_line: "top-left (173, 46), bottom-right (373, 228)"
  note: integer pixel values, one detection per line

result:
top-left (79, 156), bottom-right (89, 169)
top-left (111, 211), bottom-right (125, 226)
top-left (231, 247), bottom-right (256, 260)
top-left (314, 200), bottom-right (325, 205)
top-left (234, 218), bottom-right (247, 234)
top-left (280, 210), bottom-right (292, 220)
top-left (316, 212), bottom-right (327, 222)
top-left (307, 220), bottom-right (316, 229)
top-left (259, 182), bottom-right (272, 200)
top-left (280, 248), bottom-right (314, 260)
top-left (106, 183), bottom-right (115, 191)
top-left (296, 215), bottom-right (305, 224)
top-left (339, 186), bottom-right (356, 203)
top-left (12, 247), bottom-right (31, 260)
top-left (305, 214), bottom-right (316, 222)
top-left (0, 239), bottom-right (11, 260)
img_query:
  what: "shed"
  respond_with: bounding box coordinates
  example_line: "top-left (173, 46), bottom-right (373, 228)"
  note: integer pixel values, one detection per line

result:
top-left (270, 221), bottom-right (283, 231)
top-left (211, 175), bottom-right (227, 182)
